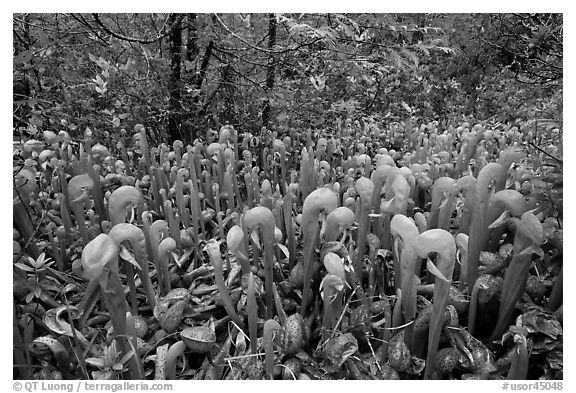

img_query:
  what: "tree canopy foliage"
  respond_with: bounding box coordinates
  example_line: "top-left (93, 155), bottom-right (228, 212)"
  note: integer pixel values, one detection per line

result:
top-left (13, 13), bottom-right (562, 144)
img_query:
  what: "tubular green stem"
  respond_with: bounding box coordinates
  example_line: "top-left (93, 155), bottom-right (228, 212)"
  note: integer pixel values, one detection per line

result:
top-left (186, 146), bottom-right (199, 193)
top-left (355, 177), bottom-right (374, 281)
top-left (213, 185), bottom-right (227, 270)
top-left (260, 179), bottom-right (274, 211)
top-left (13, 302), bottom-right (31, 379)
top-left (428, 177), bottom-right (458, 230)
top-left (389, 173), bottom-right (411, 216)
top-left (123, 261), bottom-right (139, 315)
top-left (283, 193), bottom-right (296, 269)
top-left (491, 212), bottom-right (544, 341)
top-left (56, 227), bottom-right (67, 270)
top-left (203, 170), bottom-right (214, 207)
top-left (68, 173), bottom-right (94, 245)
top-left (300, 188), bottom-right (338, 316)
top-left (456, 175), bottom-right (477, 235)
top-left (413, 229), bottom-right (456, 380)
top-left (251, 167), bottom-right (260, 207)
top-left (223, 163), bottom-right (235, 212)
top-left (392, 289), bottom-right (403, 328)
top-left (88, 163), bottom-right (107, 224)
top-left (204, 240), bottom-right (244, 328)
top-left (467, 275), bottom-right (486, 337)
top-left (58, 162), bottom-right (72, 211)
top-left (455, 233), bottom-right (469, 290)
top-left (164, 201), bottom-right (182, 252)
top-left (466, 162), bottom-right (502, 291)
top-left (321, 281), bottom-right (343, 342)
top-left (188, 178), bottom-right (203, 237)
top-left (158, 237), bottom-right (176, 296)
top-left (272, 283), bottom-right (288, 325)
top-left (280, 152), bottom-right (288, 197)
top-left (380, 169), bottom-right (403, 249)
top-left (182, 203), bottom-right (191, 232)
top-left (264, 319), bottom-right (281, 380)
top-left (165, 341), bottom-right (186, 380)
top-left (507, 334), bottom-right (529, 380)
top-left (250, 227), bottom-right (261, 275)
top-left (82, 234), bottom-right (132, 377)
top-left (486, 189), bottom-right (529, 252)
top-left (414, 211), bottom-right (427, 233)
top-left (261, 147), bottom-right (269, 179)
top-left (71, 201), bottom-right (90, 245)
top-left (175, 168), bottom-right (189, 228)
top-left (141, 212), bottom-right (155, 266)
top-left (149, 167), bottom-right (163, 214)
top-left (495, 147), bottom-right (525, 193)
top-left (227, 225), bottom-right (250, 275)
top-left (378, 298), bottom-right (392, 364)
top-left (46, 226), bottom-right (62, 271)
top-left (390, 214), bottom-right (420, 333)
top-left (437, 192), bottom-right (457, 231)
top-left (244, 206), bottom-right (276, 319)
top-left (193, 146), bottom-right (203, 182)
top-left (108, 223), bottom-right (156, 309)
top-left (217, 145), bottom-right (226, 189)
top-left (491, 254), bottom-right (532, 340)
top-left (231, 161), bottom-right (242, 211)
top-left (245, 171), bottom-right (254, 209)
top-left (148, 219), bottom-right (169, 292)
top-left (247, 272), bottom-right (258, 354)
top-left (173, 140), bottom-right (183, 167)
top-left (118, 143), bottom-right (134, 177)
top-left (299, 147), bottom-right (311, 202)
top-left (135, 124), bottom-right (151, 178)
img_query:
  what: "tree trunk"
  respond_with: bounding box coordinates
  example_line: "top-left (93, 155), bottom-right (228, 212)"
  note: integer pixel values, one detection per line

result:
top-left (195, 40), bottom-right (214, 90)
top-left (261, 13), bottom-right (277, 129)
top-left (186, 13), bottom-right (199, 62)
top-left (167, 13), bottom-right (183, 144)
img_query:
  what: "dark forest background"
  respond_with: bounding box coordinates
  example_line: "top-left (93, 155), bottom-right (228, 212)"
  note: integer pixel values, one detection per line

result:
top-left (13, 13), bottom-right (562, 144)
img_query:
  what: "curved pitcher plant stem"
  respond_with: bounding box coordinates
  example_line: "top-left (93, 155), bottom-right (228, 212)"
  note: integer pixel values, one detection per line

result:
top-left (243, 206), bottom-right (276, 319)
top-left (486, 189), bottom-right (529, 252)
top-left (108, 223), bottom-right (156, 309)
top-left (164, 200), bottom-right (182, 251)
top-left (108, 186), bottom-right (142, 226)
top-left (81, 234), bottom-right (133, 378)
top-left (158, 237), bottom-right (176, 296)
top-left (263, 319), bottom-right (281, 380)
top-left (68, 173), bottom-right (94, 245)
top-left (507, 332), bottom-right (529, 380)
top-left (165, 340), bottom-right (186, 380)
top-left (300, 188), bottom-right (338, 316)
top-left (354, 177), bottom-right (374, 280)
top-left (491, 212), bottom-right (544, 341)
top-left (413, 229), bottom-right (456, 380)
top-left (247, 271), bottom-right (258, 355)
top-left (456, 175), bottom-right (477, 235)
top-left (204, 239), bottom-right (244, 328)
top-left (427, 177), bottom-right (458, 230)
top-left (148, 219), bottom-right (169, 294)
top-left (390, 213), bottom-right (420, 347)
top-left (466, 162), bottom-right (502, 291)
